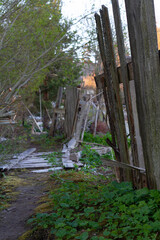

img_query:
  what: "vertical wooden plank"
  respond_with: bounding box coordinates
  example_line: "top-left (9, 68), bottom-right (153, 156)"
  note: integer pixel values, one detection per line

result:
top-left (49, 87), bottom-right (63, 136)
top-left (100, 6), bottom-right (131, 182)
top-left (64, 87), bottom-right (79, 138)
top-left (127, 62), bottom-right (134, 81)
top-left (80, 102), bottom-right (91, 141)
top-left (95, 14), bottom-right (125, 185)
top-left (75, 100), bottom-right (90, 141)
top-left (125, 0), bottom-right (160, 189)
top-left (111, 0), bottom-right (141, 187)
top-left (93, 105), bottom-right (99, 136)
top-left (95, 13), bottom-right (117, 149)
top-left (129, 80), bottom-right (145, 169)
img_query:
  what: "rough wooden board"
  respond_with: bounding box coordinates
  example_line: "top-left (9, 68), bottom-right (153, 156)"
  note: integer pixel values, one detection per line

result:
top-left (95, 13), bottom-right (117, 150)
top-left (101, 157), bottom-right (145, 172)
top-left (98, 6), bottom-right (131, 182)
top-left (0, 148), bottom-right (36, 170)
top-left (64, 87), bottom-right (80, 138)
top-left (112, 0), bottom-right (139, 169)
top-left (19, 162), bottom-right (52, 166)
top-left (20, 158), bottom-right (50, 163)
top-left (63, 162), bottom-right (75, 168)
top-left (62, 159), bottom-right (73, 164)
top-left (62, 155), bottom-right (83, 168)
top-left (21, 157), bottom-right (60, 163)
top-left (91, 147), bottom-right (112, 155)
top-left (30, 152), bottom-right (53, 157)
top-left (12, 163), bottom-right (52, 169)
top-left (0, 120), bottom-right (16, 124)
top-left (125, 0), bottom-right (160, 189)
top-left (49, 87), bottom-right (63, 136)
top-left (75, 101), bottom-right (90, 141)
top-left (75, 162), bottom-right (83, 167)
top-left (31, 167), bottom-right (63, 173)
top-left (67, 138), bottom-right (77, 149)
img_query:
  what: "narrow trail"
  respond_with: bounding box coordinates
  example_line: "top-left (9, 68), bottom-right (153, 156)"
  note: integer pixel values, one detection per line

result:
top-left (0, 171), bottom-right (50, 240)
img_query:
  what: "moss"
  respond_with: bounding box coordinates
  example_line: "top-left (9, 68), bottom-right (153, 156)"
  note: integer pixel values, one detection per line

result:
top-left (52, 170), bottom-right (97, 182)
top-left (34, 202), bottom-right (52, 214)
top-left (18, 230), bottom-right (33, 240)
top-left (0, 174), bottom-right (27, 211)
top-left (18, 229), bottom-right (50, 240)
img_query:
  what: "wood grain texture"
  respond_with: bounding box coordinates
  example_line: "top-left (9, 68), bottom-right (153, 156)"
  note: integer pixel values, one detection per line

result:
top-left (111, 0), bottom-right (141, 187)
top-left (95, 13), bottom-right (117, 152)
top-left (100, 5), bottom-right (131, 182)
top-left (64, 87), bottom-right (79, 138)
top-left (125, 0), bottom-right (160, 189)
top-left (49, 87), bottom-right (63, 136)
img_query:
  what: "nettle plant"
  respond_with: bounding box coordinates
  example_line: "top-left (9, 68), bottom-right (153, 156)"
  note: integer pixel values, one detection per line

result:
top-left (28, 172), bottom-right (160, 240)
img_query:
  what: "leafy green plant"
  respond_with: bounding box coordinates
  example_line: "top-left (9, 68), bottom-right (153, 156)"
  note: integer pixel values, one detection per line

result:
top-left (28, 171), bottom-right (160, 239)
top-left (83, 132), bottom-right (131, 149)
top-left (83, 132), bottom-right (112, 146)
top-left (45, 152), bottom-right (62, 167)
top-left (80, 144), bottom-right (102, 168)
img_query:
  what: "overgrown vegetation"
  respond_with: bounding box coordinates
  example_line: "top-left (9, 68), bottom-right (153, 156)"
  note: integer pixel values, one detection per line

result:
top-left (24, 171), bottom-right (160, 240)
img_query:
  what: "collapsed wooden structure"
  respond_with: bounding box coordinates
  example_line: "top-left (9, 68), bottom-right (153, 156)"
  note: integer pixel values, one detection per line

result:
top-left (2, 0), bottom-right (160, 190)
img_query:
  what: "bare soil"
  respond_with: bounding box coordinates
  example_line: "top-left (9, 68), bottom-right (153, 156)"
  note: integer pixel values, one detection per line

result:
top-left (0, 171), bottom-right (51, 240)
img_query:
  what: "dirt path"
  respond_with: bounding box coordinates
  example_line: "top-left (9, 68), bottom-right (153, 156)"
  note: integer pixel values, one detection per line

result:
top-left (0, 171), bottom-right (50, 240)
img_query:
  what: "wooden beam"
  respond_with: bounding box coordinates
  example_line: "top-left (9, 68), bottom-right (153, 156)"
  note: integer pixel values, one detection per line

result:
top-left (96, 62), bottom-right (134, 84)
top-left (0, 119), bottom-right (16, 124)
top-left (101, 157), bottom-right (145, 172)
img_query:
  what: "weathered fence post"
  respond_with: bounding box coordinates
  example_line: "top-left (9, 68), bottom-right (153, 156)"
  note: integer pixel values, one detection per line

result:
top-left (111, 0), bottom-right (139, 166)
top-left (95, 13), bottom-right (117, 153)
top-left (100, 6), bottom-right (132, 182)
top-left (125, 0), bottom-right (160, 189)
top-left (129, 80), bottom-right (145, 169)
top-left (49, 87), bottom-right (63, 136)
top-left (111, 0), bottom-right (141, 188)
top-left (64, 86), bottom-right (80, 138)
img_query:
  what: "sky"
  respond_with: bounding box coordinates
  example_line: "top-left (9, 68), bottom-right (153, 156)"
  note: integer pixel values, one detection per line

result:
top-left (62, 0), bottom-right (160, 26)
top-left (62, 0), bottom-right (160, 60)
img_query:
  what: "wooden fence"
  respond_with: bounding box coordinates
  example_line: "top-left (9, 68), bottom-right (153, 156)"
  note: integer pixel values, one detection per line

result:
top-left (95, 0), bottom-right (160, 189)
